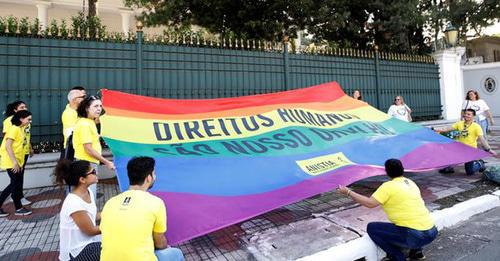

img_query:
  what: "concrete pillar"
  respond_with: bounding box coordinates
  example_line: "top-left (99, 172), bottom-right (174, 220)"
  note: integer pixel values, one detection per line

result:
top-left (294, 30), bottom-right (303, 53)
top-left (35, 1), bottom-right (52, 31)
top-left (120, 9), bottom-right (134, 35)
top-left (95, 1), bottom-right (100, 16)
top-left (432, 47), bottom-right (466, 121)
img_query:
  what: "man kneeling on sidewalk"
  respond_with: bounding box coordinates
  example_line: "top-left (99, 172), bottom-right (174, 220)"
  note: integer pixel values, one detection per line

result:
top-left (338, 159), bottom-right (437, 261)
top-left (100, 157), bottom-right (184, 261)
top-left (437, 109), bottom-right (497, 175)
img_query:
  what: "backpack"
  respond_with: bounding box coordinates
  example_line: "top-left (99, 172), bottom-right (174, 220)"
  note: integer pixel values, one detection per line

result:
top-left (483, 164), bottom-right (500, 184)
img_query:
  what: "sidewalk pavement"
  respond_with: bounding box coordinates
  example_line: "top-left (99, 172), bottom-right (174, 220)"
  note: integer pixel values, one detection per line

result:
top-left (0, 125), bottom-right (499, 261)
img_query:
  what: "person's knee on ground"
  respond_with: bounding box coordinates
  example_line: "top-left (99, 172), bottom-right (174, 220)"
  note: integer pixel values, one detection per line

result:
top-left (366, 222), bottom-right (404, 260)
top-left (465, 161), bottom-right (481, 176)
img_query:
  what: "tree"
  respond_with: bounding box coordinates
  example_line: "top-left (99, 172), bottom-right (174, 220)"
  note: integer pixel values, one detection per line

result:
top-left (126, 0), bottom-right (499, 54)
top-left (450, 0), bottom-right (500, 37)
top-left (88, 0), bottom-right (98, 18)
top-left (306, 0), bottom-right (373, 49)
top-left (125, 0), bottom-right (317, 40)
top-left (308, 0), bottom-right (431, 54)
top-left (425, 0), bottom-right (500, 43)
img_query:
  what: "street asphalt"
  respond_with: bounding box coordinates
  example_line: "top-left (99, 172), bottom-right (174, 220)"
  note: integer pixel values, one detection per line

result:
top-left (425, 206), bottom-right (500, 261)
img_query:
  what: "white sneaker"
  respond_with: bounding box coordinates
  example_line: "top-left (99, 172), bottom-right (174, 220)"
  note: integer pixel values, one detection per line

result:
top-left (21, 198), bottom-right (32, 206)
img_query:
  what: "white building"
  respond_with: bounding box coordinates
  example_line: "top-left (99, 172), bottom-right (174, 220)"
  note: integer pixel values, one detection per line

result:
top-left (0, 0), bottom-right (163, 34)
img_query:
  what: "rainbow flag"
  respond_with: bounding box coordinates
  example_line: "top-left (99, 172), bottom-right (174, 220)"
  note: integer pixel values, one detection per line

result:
top-left (101, 82), bottom-right (488, 245)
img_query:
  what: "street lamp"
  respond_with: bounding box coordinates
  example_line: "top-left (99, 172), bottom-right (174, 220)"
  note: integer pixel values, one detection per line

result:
top-left (444, 23), bottom-right (458, 47)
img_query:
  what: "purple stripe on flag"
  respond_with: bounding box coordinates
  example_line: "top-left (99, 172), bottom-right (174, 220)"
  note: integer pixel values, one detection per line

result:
top-left (154, 141), bottom-right (490, 245)
top-left (154, 165), bottom-right (384, 245)
top-left (400, 141), bottom-right (490, 169)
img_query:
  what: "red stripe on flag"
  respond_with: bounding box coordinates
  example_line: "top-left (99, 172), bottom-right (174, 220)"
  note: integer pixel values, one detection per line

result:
top-left (101, 81), bottom-right (345, 115)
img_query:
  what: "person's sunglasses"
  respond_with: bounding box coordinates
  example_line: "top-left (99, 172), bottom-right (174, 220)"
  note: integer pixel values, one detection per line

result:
top-left (83, 95), bottom-right (100, 102)
top-left (85, 168), bottom-right (97, 177)
top-left (395, 98), bottom-right (401, 100)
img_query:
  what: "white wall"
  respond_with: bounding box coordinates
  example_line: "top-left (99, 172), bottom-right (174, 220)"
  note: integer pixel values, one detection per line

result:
top-left (0, 1), bottom-right (164, 35)
top-left (0, 2), bottom-right (36, 17)
top-left (462, 62), bottom-right (500, 116)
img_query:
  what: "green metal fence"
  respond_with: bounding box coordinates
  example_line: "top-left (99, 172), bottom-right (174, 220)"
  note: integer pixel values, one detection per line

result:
top-left (0, 32), bottom-right (440, 144)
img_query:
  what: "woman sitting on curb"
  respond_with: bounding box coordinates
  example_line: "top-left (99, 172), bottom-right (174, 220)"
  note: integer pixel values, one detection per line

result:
top-left (55, 160), bottom-right (101, 261)
top-left (337, 159), bottom-right (437, 261)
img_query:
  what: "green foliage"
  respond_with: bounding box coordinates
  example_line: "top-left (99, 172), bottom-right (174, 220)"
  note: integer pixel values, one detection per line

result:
top-left (439, 0), bottom-right (499, 38)
top-left (107, 32), bottom-right (131, 43)
top-left (0, 17), bottom-right (5, 33)
top-left (31, 18), bottom-right (40, 36)
top-left (6, 16), bottom-right (17, 34)
top-left (19, 17), bottom-right (29, 34)
top-left (421, 0), bottom-right (500, 46)
top-left (70, 12), bottom-right (106, 39)
top-left (0, 14), bottom-right (107, 41)
top-left (0, 16), bottom-right (39, 36)
top-left (306, 0), bottom-right (432, 54)
top-left (126, 0), bottom-right (500, 54)
top-left (1, 0), bottom-right (499, 52)
top-left (126, 0), bottom-right (315, 41)
top-left (49, 19), bottom-right (59, 36)
top-left (60, 19), bottom-right (69, 38)
top-left (71, 12), bottom-right (86, 37)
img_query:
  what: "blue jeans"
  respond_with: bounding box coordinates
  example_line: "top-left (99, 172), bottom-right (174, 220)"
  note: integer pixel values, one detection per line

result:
top-left (155, 247), bottom-right (184, 261)
top-left (367, 222), bottom-right (438, 261)
top-left (478, 118), bottom-right (488, 139)
top-left (464, 160), bottom-right (481, 176)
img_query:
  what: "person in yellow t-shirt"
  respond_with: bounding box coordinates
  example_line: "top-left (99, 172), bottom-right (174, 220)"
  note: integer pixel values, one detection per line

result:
top-left (100, 157), bottom-right (184, 261)
top-left (61, 86), bottom-right (86, 159)
top-left (337, 159), bottom-right (437, 261)
top-left (2, 101), bottom-right (27, 135)
top-left (0, 110), bottom-right (33, 217)
top-left (72, 96), bottom-right (114, 198)
top-left (2, 100), bottom-right (33, 206)
top-left (437, 109), bottom-right (497, 175)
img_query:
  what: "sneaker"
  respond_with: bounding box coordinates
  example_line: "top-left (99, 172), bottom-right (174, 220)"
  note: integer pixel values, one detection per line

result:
top-left (408, 249), bottom-right (426, 260)
top-left (14, 208), bottom-right (32, 216)
top-left (0, 209), bottom-right (9, 217)
top-left (21, 198), bottom-right (32, 206)
top-left (381, 256), bottom-right (396, 261)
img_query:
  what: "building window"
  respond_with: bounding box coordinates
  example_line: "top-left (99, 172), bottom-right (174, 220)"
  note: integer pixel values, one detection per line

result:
top-left (494, 50), bottom-right (500, 62)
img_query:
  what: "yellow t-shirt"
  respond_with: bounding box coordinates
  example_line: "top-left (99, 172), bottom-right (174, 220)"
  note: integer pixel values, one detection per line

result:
top-left (2, 116), bottom-right (12, 134)
top-left (3, 116), bottom-right (31, 155)
top-left (72, 118), bottom-right (101, 163)
top-left (100, 190), bottom-right (167, 261)
top-left (61, 104), bottom-right (78, 148)
top-left (452, 121), bottom-right (482, 148)
top-left (0, 126), bottom-right (27, 169)
top-left (372, 177), bottom-right (434, 230)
